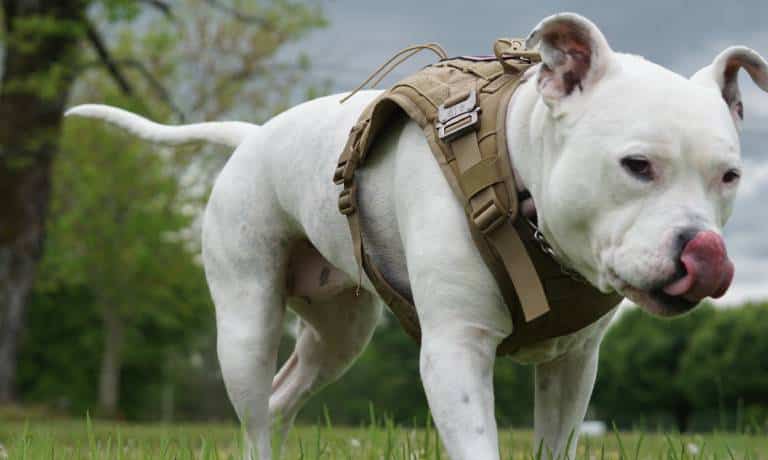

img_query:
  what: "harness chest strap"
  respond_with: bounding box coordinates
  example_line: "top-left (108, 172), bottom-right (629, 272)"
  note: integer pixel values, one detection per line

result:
top-left (444, 91), bottom-right (549, 323)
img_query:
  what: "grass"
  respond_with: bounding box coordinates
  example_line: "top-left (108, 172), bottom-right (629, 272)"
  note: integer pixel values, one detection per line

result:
top-left (0, 417), bottom-right (766, 459)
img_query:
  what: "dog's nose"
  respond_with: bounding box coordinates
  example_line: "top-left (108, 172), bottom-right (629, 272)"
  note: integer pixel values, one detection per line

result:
top-left (663, 230), bottom-right (734, 302)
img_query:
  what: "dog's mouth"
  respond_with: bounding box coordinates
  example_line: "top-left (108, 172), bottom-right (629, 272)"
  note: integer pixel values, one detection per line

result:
top-left (620, 283), bottom-right (699, 316)
top-left (603, 230), bottom-right (736, 316)
top-left (608, 270), bottom-right (699, 316)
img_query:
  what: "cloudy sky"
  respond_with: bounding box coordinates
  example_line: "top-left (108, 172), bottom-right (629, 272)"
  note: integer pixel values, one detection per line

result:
top-left (290, 0), bottom-right (768, 305)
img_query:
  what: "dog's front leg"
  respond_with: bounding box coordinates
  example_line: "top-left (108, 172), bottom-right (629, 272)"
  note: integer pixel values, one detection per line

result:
top-left (533, 326), bottom-right (608, 459)
top-left (397, 125), bottom-right (513, 459)
top-left (420, 320), bottom-right (505, 460)
top-left (409, 261), bottom-right (513, 460)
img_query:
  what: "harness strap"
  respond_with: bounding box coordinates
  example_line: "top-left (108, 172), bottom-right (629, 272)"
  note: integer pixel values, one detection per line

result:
top-left (336, 111), bottom-right (424, 342)
top-left (346, 201), bottom-right (423, 338)
top-left (487, 227), bottom-right (550, 321)
top-left (440, 99), bottom-right (549, 321)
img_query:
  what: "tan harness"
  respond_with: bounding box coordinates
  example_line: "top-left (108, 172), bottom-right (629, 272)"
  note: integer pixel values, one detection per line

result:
top-left (333, 39), bottom-right (622, 355)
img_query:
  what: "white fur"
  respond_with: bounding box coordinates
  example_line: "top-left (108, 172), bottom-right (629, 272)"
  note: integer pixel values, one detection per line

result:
top-left (65, 104), bottom-right (257, 147)
top-left (690, 46), bottom-right (768, 126)
top-left (66, 12), bottom-right (768, 460)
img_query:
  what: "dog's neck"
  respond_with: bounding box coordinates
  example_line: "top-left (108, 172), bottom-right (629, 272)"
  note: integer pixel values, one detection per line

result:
top-left (505, 70), bottom-right (599, 283)
top-left (506, 70), bottom-right (545, 222)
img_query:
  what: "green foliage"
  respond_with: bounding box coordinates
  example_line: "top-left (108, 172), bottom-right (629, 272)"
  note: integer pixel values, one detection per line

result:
top-left (4, 15), bottom-right (84, 53)
top-left (0, 13), bottom-right (85, 104)
top-left (10, 0), bottom-right (327, 418)
top-left (18, 92), bottom-right (213, 418)
top-left (680, 304), bottom-right (768, 427)
top-left (17, 285), bottom-right (101, 413)
top-left (97, 0), bottom-right (142, 22)
top-left (494, 359), bottom-right (535, 427)
top-left (594, 305), bottom-right (715, 430)
top-left (44, 99), bottom-right (203, 292)
top-left (92, 0), bottom-right (328, 124)
top-left (592, 303), bottom-right (768, 432)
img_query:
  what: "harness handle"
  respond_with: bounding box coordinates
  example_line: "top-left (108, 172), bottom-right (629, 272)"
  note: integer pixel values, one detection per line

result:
top-left (339, 43), bottom-right (448, 104)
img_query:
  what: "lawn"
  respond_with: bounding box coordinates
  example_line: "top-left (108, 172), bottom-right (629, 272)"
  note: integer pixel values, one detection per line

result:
top-left (1, 418), bottom-right (766, 459)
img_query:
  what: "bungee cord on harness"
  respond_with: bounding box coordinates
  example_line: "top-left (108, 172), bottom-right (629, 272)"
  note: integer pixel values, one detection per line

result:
top-left (339, 43), bottom-right (448, 104)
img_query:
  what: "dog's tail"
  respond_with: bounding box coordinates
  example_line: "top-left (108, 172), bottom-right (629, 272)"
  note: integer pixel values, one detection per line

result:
top-left (65, 104), bottom-right (257, 148)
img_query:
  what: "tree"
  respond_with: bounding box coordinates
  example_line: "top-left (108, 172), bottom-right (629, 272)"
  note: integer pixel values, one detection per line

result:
top-left (26, 101), bottom-right (213, 416)
top-left (680, 303), bottom-right (768, 430)
top-left (41, 107), bottom-right (206, 416)
top-left (592, 305), bottom-right (714, 432)
top-left (0, 0), bottom-right (325, 406)
top-left (0, 0), bottom-right (88, 404)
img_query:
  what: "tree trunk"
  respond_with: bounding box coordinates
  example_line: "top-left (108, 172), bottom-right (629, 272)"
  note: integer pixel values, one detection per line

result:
top-left (0, 162), bottom-right (52, 403)
top-left (98, 305), bottom-right (123, 417)
top-left (674, 402), bottom-right (691, 433)
top-left (0, 0), bottom-right (86, 403)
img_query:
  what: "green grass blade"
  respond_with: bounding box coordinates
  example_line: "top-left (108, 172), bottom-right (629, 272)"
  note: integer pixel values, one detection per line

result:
top-left (632, 433), bottom-right (644, 460)
top-left (612, 422), bottom-right (628, 460)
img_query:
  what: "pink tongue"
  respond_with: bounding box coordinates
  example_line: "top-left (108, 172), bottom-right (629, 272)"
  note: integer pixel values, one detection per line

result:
top-left (662, 231), bottom-right (734, 301)
top-left (663, 269), bottom-right (695, 297)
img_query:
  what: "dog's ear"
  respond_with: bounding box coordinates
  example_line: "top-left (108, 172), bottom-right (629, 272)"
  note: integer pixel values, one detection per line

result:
top-left (691, 46), bottom-right (768, 127)
top-left (526, 13), bottom-right (615, 107)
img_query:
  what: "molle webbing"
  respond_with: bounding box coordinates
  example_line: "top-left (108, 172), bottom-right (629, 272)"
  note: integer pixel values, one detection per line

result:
top-left (334, 41), bottom-right (621, 355)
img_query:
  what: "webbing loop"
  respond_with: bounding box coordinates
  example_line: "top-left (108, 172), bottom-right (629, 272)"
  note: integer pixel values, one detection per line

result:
top-left (493, 38), bottom-right (542, 73)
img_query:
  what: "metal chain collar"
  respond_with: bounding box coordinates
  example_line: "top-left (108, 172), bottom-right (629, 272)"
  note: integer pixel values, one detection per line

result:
top-left (523, 216), bottom-right (587, 284)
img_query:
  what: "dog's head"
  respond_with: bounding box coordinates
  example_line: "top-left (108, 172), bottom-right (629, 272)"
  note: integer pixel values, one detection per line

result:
top-left (519, 13), bottom-right (768, 316)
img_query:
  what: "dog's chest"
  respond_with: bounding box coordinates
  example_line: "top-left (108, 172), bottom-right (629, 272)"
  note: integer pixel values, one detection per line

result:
top-left (506, 307), bottom-right (617, 363)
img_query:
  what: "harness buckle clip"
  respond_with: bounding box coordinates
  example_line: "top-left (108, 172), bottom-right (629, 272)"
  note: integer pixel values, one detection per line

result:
top-left (471, 199), bottom-right (506, 235)
top-left (436, 89), bottom-right (480, 141)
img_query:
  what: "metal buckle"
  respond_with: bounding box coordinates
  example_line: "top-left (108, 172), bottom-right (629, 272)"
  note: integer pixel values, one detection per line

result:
top-left (523, 216), bottom-right (587, 283)
top-left (436, 89), bottom-right (480, 141)
top-left (472, 200), bottom-right (506, 235)
top-left (501, 49), bottom-right (540, 65)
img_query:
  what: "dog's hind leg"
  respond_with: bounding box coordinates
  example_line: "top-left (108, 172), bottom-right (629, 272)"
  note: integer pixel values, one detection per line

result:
top-left (202, 157), bottom-right (295, 460)
top-left (205, 255), bottom-right (287, 460)
top-left (205, 253), bottom-right (287, 460)
top-left (269, 286), bottom-right (381, 450)
top-left (214, 282), bottom-right (285, 460)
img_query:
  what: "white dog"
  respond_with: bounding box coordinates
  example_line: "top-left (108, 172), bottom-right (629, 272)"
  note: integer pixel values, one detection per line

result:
top-left (67, 13), bottom-right (767, 460)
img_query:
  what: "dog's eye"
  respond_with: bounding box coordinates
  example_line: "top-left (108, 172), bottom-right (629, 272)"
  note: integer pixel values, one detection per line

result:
top-left (722, 169), bottom-right (741, 184)
top-left (620, 156), bottom-right (653, 181)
